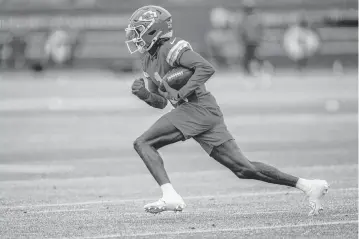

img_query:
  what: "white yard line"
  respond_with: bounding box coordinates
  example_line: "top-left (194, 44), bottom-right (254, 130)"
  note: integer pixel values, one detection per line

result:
top-left (73, 206), bottom-right (355, 217)
top-left (1, 187), bottom-right (356, 210)
top-left (0, 164), bottom-right (73, 173)
top-left (28, 208), bottom-right (90, 214)
top-left (232, 210), bottom-right (358, 217)
top-left (225, 114), bottom-right (357, 126)
top-left (0, 95), bottom-right (356, 111)
top-left (74, 220), bottom-right (359, 238)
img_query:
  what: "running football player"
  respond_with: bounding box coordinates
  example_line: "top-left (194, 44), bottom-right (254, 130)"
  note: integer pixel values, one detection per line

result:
top-left (125, 5), bottom-right (328, 216)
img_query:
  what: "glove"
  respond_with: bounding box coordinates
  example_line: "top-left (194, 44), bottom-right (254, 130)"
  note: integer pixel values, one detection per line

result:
top-left (131, 78), bottom-right (150, 100)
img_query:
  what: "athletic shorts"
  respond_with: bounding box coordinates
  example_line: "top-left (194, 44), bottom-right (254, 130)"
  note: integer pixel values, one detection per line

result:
top-left (164, 102), bottom-right (233, 154)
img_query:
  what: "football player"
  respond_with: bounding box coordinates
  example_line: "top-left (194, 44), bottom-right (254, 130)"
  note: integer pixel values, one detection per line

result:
top-left (125, 5), bottom-right (328, 215)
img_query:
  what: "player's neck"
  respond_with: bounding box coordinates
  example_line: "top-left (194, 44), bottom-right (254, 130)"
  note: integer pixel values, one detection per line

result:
top-left (148, 38), bottom-right (169, 56)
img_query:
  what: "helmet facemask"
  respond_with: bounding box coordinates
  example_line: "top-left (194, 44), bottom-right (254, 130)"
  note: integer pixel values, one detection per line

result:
top-left (125, 24), bottom-right (148, 54)
top-left (125, 19), bottom-right (163, 54)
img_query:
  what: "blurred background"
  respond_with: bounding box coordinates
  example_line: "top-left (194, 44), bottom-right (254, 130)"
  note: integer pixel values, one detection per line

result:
top-left (0, 1), bottom-right (358, 238)
top-left (0, 0), bottom-right (357, 72)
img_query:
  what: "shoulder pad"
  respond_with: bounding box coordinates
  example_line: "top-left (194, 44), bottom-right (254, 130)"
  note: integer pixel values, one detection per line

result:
top-left (162, 37), bottom-right (193, 66)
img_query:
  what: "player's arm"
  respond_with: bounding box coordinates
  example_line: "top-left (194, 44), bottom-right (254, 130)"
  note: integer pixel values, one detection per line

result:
top-left (171, 45), bottom-right (215, 100)
top-left (144, 78), bottom-right (168, 109)
top-left (131, 77), bottom-right (168, 109)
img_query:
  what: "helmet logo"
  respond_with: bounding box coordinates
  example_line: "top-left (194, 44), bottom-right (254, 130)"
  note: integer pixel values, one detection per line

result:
top-left (139, 10), bottom-right (158, 21)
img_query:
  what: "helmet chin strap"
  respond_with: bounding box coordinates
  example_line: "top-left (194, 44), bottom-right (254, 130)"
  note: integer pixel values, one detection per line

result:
top-left (144, 31), bottom-right (163, 52)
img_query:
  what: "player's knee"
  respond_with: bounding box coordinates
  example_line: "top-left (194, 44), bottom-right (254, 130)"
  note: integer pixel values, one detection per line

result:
top-left (233, 165), bottom-right (258, 179)
top-left (133, 137), bottom-right (147, 152)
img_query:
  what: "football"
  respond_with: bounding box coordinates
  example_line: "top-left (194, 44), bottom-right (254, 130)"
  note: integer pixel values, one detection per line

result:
top-left (159, 67), bottom-right (194, 92)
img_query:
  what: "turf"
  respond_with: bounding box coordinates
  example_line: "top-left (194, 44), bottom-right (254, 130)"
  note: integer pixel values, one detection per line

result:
top-left (0, 70), bottom-right (357, 238)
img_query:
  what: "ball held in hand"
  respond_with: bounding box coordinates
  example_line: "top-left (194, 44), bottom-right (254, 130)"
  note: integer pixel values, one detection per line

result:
top-left (159, 67), bottom-right (194, 92)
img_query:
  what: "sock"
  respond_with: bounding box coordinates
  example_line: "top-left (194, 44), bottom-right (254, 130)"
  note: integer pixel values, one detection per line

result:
top-left (296, 178), bottom-right (312, 193)
top-left (161, 183), bottom-right (179, 199)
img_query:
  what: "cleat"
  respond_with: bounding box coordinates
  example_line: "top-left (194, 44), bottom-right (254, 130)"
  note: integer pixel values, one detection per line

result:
top-left (175, 204), bottom-right (185, 211)
top-left (306, 180), bottom-right (329, 216)
top-left (144, 197), bottom-right (186, 214)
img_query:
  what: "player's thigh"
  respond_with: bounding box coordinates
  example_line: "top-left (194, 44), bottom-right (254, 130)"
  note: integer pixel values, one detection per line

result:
top-left (194, 119), bottom-right (233, 155)
top-left (210, 139), bottom-right (253, 171)
top-left (135, 115), bottom-right (184, 149)
top-left (165, 103), bottom-right (219, 140)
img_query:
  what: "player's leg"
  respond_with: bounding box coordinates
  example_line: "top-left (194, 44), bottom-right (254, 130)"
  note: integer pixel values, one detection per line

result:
top-left (134, 116), bottom-right (186, 213)
top-left (140, 103), bottom-right (220, 213)
top-left (210, 140), bottom-right (329, 215)
top-left (134, 116), bottom-right (184, 185)
top-left (210, 140), bottom-right (298, 186)
top-left (252, 44), bottom-right (264, 71)
top-left (242, 43), bottom-right (252, 75)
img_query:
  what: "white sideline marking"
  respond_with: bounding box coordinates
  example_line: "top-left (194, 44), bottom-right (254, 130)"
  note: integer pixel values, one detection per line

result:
top-left (28, 209), bottom-right (89, 214)
top-left (76, 220), bottom-right (359, 238)
top-left (1, 187), bottom-right (357, 210)
top-left (117, 209), bottom-right (357, 217)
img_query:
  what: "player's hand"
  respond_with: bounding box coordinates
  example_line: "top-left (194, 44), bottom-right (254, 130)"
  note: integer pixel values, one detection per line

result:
top-left (131, 78), bottom-right (149, 100)
top-left (155, 72), bottom-right (179, 103)
top-left (131, 78), bottom-right (145, 93)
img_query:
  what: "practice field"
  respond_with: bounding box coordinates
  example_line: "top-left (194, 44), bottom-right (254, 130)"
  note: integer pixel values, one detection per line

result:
top-left (0, 70), bottom-right (358, 238)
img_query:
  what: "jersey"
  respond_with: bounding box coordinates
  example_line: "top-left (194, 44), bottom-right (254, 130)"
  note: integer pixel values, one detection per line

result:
top-left (141, 37), bottom-right (222, 115)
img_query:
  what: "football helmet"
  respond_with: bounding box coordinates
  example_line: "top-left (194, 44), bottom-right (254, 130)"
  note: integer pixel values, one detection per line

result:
top-left (125, 5), bottom-right (173, 54)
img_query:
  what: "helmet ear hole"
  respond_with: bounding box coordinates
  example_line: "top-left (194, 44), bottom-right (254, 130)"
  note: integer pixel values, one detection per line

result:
top-left (148, 30), bottom-right (156, 35)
